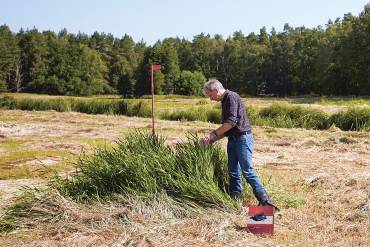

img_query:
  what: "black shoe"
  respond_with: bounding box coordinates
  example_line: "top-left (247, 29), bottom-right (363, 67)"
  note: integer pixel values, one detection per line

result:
top-left (255, 191), bottom-right (280, 211)
top-left (259, 200), bottom-right (280, 211)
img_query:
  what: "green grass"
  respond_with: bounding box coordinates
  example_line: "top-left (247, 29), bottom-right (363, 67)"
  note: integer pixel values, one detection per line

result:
top-left (328, 107), bottom-right (370, 131)
top-left (159, 106), bottom-right (220, 122)
top-left (1, 95), bottom-right (368, 131)
top-left (0, 139), bottom-right (75, 179)
top-left (196, 99), bottom-right (210, 105)
top-left (53, 131), bottom-right (234, 206)
top-left (159, 103), bottom-right (331, 130)
top-left (257, 103), bottom-right (330, 130)
top-left (285, 96), bottom-right (370, 106)
top-left (0, 139), bottom-right (27, 150)
top-left (0, 96), bottom-right (151, 117)
top-left (315, 97), bottom-right (370, 106)
top-left (0, 148), bottom-right (69, 165)
top-left (140, 94), bottom-right (203, 99)
top-left (0, 166), bottom-right (34, 180)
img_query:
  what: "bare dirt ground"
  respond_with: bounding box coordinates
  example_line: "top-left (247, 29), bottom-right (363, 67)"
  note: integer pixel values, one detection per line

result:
top-left (0, 109), bottom-right (369, 246)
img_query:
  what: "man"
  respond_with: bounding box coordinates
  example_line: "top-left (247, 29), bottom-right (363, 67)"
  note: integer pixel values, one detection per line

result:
top-left (202, 79), bottom-right (274, 207)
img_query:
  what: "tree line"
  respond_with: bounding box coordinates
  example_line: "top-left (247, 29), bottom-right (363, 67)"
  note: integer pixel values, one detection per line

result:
top-left (1, 5), bottom-right (370, 97)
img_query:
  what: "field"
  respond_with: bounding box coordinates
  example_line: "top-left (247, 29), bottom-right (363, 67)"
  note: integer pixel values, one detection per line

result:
top-left (0, 94), bottom-right (369, 246)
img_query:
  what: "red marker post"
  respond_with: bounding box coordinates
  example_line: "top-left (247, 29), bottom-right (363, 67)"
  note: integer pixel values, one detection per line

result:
top-left (150, 64), bottom-right (161, 135)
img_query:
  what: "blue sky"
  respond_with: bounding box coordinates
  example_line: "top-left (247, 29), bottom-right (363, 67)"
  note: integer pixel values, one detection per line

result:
top-left (1, 0), bottom-right (368, 44)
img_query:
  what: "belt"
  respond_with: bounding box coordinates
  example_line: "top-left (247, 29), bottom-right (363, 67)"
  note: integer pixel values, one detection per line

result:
top-left (229, 129), bottom-right (252, 138)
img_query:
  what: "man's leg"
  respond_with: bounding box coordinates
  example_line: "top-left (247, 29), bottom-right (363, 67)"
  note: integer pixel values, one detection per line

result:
top-left (227, 138), bottom-right (242, 197)
top-left (236, 134), bottom-right (271, 204)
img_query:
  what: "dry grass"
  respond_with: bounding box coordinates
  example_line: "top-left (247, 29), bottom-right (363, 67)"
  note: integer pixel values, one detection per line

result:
top-left (0, 109), bottom-right (369, 246)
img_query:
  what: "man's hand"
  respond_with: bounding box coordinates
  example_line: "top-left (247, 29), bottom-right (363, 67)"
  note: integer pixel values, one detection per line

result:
top-left (201, 132), bottom-right (217, 145)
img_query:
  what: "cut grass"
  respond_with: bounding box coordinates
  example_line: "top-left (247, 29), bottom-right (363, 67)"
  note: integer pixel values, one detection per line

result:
top-left (0, 131), bottom-right (302, 234)
top-left (0, 188), bottom-right (66, 233)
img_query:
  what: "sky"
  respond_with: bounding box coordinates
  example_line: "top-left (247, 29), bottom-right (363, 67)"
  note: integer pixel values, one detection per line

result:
top-left (1, 0), bottom-right (369, 45)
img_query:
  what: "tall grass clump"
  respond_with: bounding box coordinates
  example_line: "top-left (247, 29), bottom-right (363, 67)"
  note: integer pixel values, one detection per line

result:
top-left (159, 106), bottom-right (221, 123)
top-left (53, 131), bottom-right (233, 207)
top-left (70, 99), bottom-right (121, 114)
top-left (125, 100), bottom-right (152, 117)
top-left (140, 94), bottom-right (200, 100)
top-left (329, 107), bottom-right (370, 131)
top-left (0, 96), bottom-right (16, 108)
top-left (258, 103), bottom-right (329, 129)
top-left (0, 96), bottom-right (70, 112)
top-left (159, 107), bottom-right (207, 122)
top-left (0, 96), bottom-right (151, 118)
top-left (205, 108), bottom-right (221, 123)
top-left (245, 106), bottom-right (263, 125)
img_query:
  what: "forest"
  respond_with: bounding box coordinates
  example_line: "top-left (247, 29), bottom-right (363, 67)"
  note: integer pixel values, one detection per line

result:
top-left (0, 5), bottom-right (370, 97)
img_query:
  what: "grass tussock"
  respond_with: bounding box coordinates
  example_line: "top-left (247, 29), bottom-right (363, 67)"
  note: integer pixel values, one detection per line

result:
top-left (53, 131), bottom-right (234, 207)
top-left (328, 107), bottom-right (370, 131)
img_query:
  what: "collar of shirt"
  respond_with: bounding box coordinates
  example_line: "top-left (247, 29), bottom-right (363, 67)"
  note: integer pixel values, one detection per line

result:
top-left (221, 90), bottom-right (229, 103)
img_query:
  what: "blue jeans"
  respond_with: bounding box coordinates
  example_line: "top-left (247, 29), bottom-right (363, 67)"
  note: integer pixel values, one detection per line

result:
top-left (227, 133), bottom-right (265, 196)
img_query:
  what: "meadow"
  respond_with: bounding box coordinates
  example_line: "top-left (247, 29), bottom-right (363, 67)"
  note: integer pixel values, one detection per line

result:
top-left (0, 93), bottom-right (369, 246)
top-left (1, 93), bottom-right (369, 131)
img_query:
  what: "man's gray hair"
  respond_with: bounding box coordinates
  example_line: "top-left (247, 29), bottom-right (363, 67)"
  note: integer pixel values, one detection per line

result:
top-left (203, 79), bottom-right (225, 94)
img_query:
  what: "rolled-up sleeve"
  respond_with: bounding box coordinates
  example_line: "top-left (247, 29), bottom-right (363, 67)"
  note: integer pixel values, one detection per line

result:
top-left (223, 95), bottom-right (238, 126)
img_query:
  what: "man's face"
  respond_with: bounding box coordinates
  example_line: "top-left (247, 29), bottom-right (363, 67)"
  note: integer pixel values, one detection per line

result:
top-left (205, 89), bottom-right (219, 101)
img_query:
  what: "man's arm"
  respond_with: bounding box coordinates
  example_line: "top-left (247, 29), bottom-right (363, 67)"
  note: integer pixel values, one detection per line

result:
top-left (203, 122), bottom-right (233, 144)
top-left (213, 123), bottom-right (233, 138)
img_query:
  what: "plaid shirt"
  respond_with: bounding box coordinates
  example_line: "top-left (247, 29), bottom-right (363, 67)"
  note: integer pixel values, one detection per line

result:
top-left (221, 90), bottom-right (251, 136)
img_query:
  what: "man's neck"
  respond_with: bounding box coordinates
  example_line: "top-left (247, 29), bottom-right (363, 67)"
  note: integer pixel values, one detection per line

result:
top-left (219, 89), bottom-right (226, 101)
